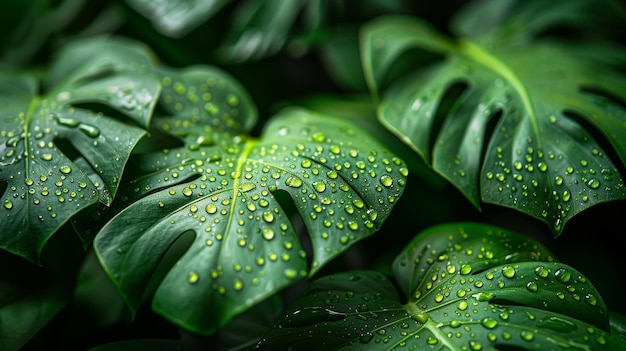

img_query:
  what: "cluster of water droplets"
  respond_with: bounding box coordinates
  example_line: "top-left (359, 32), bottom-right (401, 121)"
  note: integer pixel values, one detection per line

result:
top-left (156, 72), bottom-right (253, 140)
top-left (481, 114), bottom-right (624, 233)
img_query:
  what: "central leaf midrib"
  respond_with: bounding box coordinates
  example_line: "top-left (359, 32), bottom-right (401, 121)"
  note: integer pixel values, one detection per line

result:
top-left (457, 40), bottom-right (542, 149)
top-left (223, 139), bottom-right (258, 248)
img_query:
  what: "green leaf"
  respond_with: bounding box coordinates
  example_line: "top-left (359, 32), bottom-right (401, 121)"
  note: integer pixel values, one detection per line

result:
top-left (1, 34), bottom-right (257, 260)
top-left (0, 37), bottom-right (160, 261)
top-left (258, 222), bottom-right (625, 350)
top-left (360, 14), bottom-right (626, 235)
top-left (125, 0), bottom-right (232, 38)
top-left (94, 107), bottom-right (407, 334)
top-left (0, 252), bottom-right (73, 350)
top-left (217, 0), bottom-right (309, 63)
top-left (87, 339), bottom-right (182, 351)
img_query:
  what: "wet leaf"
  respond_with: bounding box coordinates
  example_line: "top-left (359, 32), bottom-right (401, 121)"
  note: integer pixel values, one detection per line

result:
top-left (94, 107), bottom-right (407, 334)
top-left (360, 12), bottom-right (626, 235)
top-left (258, 222), bottom-right (626, 350)
top-left (0, 38), bottom-right (157, 261)
top-left (0, 35), bottom-right (257, 262)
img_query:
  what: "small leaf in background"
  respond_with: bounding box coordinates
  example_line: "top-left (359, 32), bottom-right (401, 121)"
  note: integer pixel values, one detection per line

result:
top-left (126, 0), bottom-right (232, 38)
top-left (0, 253), bottom-right (73, 350)
top-left (258, 222), bottom-right (626, 350)
top-left (217, 0), bottom-right (308, 63)
top-left (95, 108), bottom-right (407, 334)
top-left (360, 7), bottom-right (626, 235)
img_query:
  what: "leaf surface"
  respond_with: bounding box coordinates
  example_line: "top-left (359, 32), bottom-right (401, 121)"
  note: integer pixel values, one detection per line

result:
top-left (258, 222), bottom-right (626, 350)
top-left (361, 15), bottom-right (626, 235)
top-left (95, 108), bottom-right (407, 334)
top-left (0, 37), bottom-right (160, 261)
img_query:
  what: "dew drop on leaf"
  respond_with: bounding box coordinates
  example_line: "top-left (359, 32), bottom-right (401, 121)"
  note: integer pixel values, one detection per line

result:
top-left (187, 271), bottom-right (199, 284)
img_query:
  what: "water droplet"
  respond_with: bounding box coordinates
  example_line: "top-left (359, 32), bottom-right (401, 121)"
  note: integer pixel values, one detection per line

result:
top-left (60, 165), bottom-right (72, 174)
top-left (313, 181), bottom-right (326, 193)
top-left (206, 203), bottom-right (217, 214)
top-left (280, 307), bottom-right (346, 328)
top-left (41, 153), bottom-right (53, 161)
top-left (311, 132), bottom-right (326, 143)
top-left (240, 182), bottom-right (256, 192)
top-left (380, 175), bottom-right (393, 187)
top-left (585, 293), bottom-right (597, 306)
top-left (502, 265), bottom-right (516, 278)
top-left (554, 268), bottom-right (571, 283)
top-left (526, 281), bottom-right (538, 292)
top-left (262, 228), bottom-right (275, 241)
top-left (285, 176), bottom-right (303, 188)
top-left (55, 116), bottom-right (80, 128)
top-left (460, 264), bottom-right (472, 275)
top-left (537, 316), bottom-right (578, 333)
top-left (359, 332), bottom-right (374, 344)
top-left (3, 200), bottom-right (13, 210)
top-left (520, 331), bottom-right (534, 341)
top-left (284, 268), bottom-right (298, 280)
top-left (469, 340), bottom-right (483, 351)
top-left (187, 271), bottom-right (199, 284)
top-left (262, 211), bottom-right (274, 223)
top-left (79, 124), bottom-right (100, 137)
top-left (534, 266), bottom-right (550, 278)
top-left (586, 178), bottom-right (600, 189)
top-left (481, 317), bottom-right (498, 329)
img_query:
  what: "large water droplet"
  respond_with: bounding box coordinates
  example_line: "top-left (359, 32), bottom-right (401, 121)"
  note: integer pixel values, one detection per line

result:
top-left (285, 176), bottom-right (303, 188)
top-left (79, 124), bottom-right (100, 137)
top-left (280, 307), bottom-right (346, 328)
top-left (537, 316), bottom-right (578, 333)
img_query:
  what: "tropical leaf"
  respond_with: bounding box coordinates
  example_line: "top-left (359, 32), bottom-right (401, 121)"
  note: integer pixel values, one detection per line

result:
top-left (125, 0), bottom-right (231, 38)
top-left (0, 37), bottom-right (158, 261)
top-left (94, 107), bottom-right (407, 334)
top-left (0, 35), bottom-right (257, 262)
top-left (257, 222), bottom-right (626, 350)
top-left (360, 12), bottom-right (626, 235)
top-left (0, 252), bottom-right (74, 350)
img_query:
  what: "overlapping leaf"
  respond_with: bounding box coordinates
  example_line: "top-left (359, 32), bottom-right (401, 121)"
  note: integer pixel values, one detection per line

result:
top-left (95, 108), bottom-right (407, 334)
top-left (0, 38), bottom-right (159, 261)
top-left (0, 35), bottom-right (257, 262)
top-left (361, 13), bottom-right (626, 235)
top-left (258, 222), bottom-right (626, 350)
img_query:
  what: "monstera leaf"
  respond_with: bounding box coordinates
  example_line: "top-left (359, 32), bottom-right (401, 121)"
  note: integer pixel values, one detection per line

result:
top-left (125, 0), bottom-right (231, 38)
top-left (94, 107), bottom-right (407, 334)
top-left (0, 35), bottom-right (256, 262)
top-left (257, 222), bottom-right (626, 350)
top-left (360, 10), bottom-right (626, 235)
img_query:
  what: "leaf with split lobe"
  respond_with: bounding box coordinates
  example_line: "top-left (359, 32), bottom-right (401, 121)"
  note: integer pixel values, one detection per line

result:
top-left (258, 223), bottom-right (624, 350)
top-left (0, 37), bottom-right (162, 262)
top-left (94, 107), bottom-right (408, 334)
top-left (361, 14), bottom-right (626, 235)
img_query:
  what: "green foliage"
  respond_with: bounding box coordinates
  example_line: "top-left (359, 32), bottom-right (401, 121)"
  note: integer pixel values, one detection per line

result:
top-left (360, 3), bottom-right (626, 235)
top-left (95, 107), bottom-right (407, 333)
top-left (0, 0), bottom-right (625, 350)
top-left (258, 223), bottom-right (625, 350)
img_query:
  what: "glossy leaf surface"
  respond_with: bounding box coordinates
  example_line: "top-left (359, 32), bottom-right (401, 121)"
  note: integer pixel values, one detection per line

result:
top-left (258, 222), bottom-right (625, 350)
top-left (0, 35), bottom-right (255, 261)
top-left (361, 14), bottom-right (626, 235)
top-left (95, 108), bottom-right (407, 334)
top-left (0, 37), bottom-right (159, 261)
